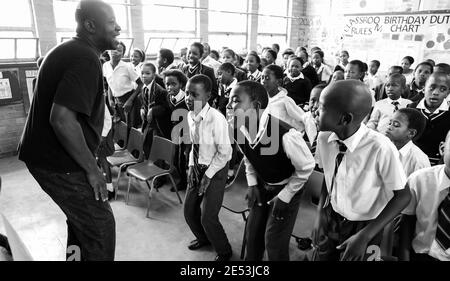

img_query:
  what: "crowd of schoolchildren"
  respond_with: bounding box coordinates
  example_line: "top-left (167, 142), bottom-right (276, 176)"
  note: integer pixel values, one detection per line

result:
top-left (98, 40), bottom-right (450, 262)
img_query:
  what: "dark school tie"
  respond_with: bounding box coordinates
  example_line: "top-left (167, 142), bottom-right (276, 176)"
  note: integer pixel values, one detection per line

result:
top-left (435, 191), bottom-right (450, 251)
top-left (323, 140), bottom-right (347, 208)
top-left (392, 101), bottom-right (399, 113)
top-left (192, 117), bottom-right (202, 185)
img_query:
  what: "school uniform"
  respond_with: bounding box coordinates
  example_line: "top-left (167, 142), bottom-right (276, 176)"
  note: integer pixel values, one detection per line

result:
top-left (266, 87), bottom-right (308, 134)
top-left (234, 113), bottom-right (315, 260)
top-left (367, 97), bottom-right (412, 133)
top-left (403, 165), bottom-right (450, 260)
top-left (315, 124), bottom-right (407, 260)
top-left (398, 141), bottom-right (430, 177)
top-left (404, 79), bottom-right (425, 103)
top-left (247, 69), bottom-right (262, 83)
top-left (408, 99), bottom-right (450, 159)
top-left (184, 103), bottom-right (233, 257)
top-left (158, 62), bottom-right (178, 75)
top-left (141, 80), bottom-right (171, 159)
top-left (313, 63), bottom-right (333, 83)
top-left (301, 64), bottom-right (320, 87)
top-left (282, 73), bottom-right (312, 106)
top-left (366, 73), bottom-right (385, 91)
top-left (167, 90), bottom-right (189, 189)
top-left (234, 67), bottom-right (247, 82)
top-left (103, 60), bottom-right (141, 129)
top-left (216, 78), bottom-right (237, 116)
top-left (201, 56), bottom-right (222, 77)
top-left (182, 63), bottom-right (218, 105)
top-left (404, 71), bottom-right (414, 86)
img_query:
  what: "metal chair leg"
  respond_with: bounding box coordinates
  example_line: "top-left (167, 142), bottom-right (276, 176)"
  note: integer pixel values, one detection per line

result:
top-left (168, 174), bottom-right (183, 204)
top-left (126, 175), bottom-right (132, 205)
top-left (241, 212), bottom-right (248, 260)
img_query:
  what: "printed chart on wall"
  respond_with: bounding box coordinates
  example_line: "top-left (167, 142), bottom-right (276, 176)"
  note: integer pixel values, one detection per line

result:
top-left (341, 10), bottom-right (450, 70)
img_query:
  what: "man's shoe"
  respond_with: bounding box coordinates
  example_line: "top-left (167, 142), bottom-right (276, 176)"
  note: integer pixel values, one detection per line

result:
top-left (214, 252), bottom-right (232, 261)
top-left (188, 239), bottom-right (211, 250)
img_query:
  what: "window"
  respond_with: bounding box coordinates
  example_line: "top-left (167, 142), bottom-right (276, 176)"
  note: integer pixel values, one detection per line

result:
top-left (142, 0), bottom-right (196, 32)
top-left (208, 34), bottom-right (247, 53)
top-left (0, 38), bottom-right (39, 60)
top-left (208, 0), bottom-right (248, 33)
top-left (53, 0), bottom-right (130, 37)
top-left (257, 35), bottom-right (287, 52)
top-left (144, 33), bottom-right (199, 55)
top-left (257, 0), bottom-right (289, 35)
top-left (0, 0), bottom-right (33, 28)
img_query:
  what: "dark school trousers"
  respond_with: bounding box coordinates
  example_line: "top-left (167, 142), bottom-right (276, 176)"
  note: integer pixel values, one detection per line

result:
top-left (183, 164), bottom-right (232, 256)
top-left (318, 206), bottom-right (384, 261)
top-left (115, 90), bottom-right (142, 132)
top-left (245, 184), bottom-right (303, 261)
top-left (26, 164), bottom-right (116, 261)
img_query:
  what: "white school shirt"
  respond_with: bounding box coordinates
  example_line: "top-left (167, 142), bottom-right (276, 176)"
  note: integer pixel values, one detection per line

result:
top-left (398, 141), bottom-right (431, 177)
top-left (315, 124), bottom-right (407, 221)
top-left (403, 165), bottom-right (450, 261)
top-left (188, 103), bottom-right (232, 179)
top-left (102, 103), bottom-right (112, 137)
top-left (416, 97), bottom-right (449, 114)
top-left (202, 56), bottom-right (222, 77)
top-left (366, 73), bottom-right (385, 90)
top-left (266, 88), bottom-right (307, 133)
top-left (218, 78), bottom-right (238, 97)
top-left (239, 111), bottom-right (315, 203)
top-left (103, 60), bottom-right (139, 98)
top-left (367, 97), bottom-right (412, 133)
top-left (314, 63), bottom-right (333, 83)
top-left (247, 69), bottom-right (262, 81)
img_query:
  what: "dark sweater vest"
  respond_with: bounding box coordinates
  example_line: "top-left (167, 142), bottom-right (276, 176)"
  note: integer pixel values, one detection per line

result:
top-left (408, 102), bottom-right (450, 158)
top-left (235, 115), bottom-right (295, 184)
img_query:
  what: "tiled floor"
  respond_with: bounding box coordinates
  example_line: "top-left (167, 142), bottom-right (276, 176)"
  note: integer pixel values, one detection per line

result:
top-left (0, 156), bottom-right (308, 261)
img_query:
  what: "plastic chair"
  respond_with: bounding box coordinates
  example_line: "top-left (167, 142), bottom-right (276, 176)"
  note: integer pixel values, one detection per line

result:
top-left (113, 121), bottom-right (128, 151)
top-left (221, 159), bottom-right (250, 259)
top-left (126, 136), bottom-right (182, 218)
top-left (291, 170), bottom-right (325, 248)
top-left (107, 128), bottom-right (144, 199)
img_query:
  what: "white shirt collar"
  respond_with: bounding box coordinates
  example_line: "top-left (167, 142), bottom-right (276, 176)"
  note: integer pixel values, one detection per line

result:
top-left (327, 123), bottom-right (368, 153)
top-left (399, 140), bottom-right (413, 158)
top-left (248, 69), bottom-right (261, 78)
top-left (416, 98), bottom-right (449, 113)
top-left (171, 90), bottom-right (185, 104)
top-left (224, 78), bottom-right (238, 92)
top-left (191, 103), bottom-right (211, 123)
top-left (286, 72), bottom-right (305, 82)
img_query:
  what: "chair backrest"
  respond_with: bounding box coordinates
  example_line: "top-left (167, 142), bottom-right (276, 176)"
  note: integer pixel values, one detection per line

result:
top-left (113, 121), bottom-right (128, 149)
top-left (126, 128), bottom-right (145, 162)
top-left (1, 214), bottom-right (33, 261)
top-left (148, 136), bottom-right (176, 169)
top-left (302, 170), bottom-right (324, 206)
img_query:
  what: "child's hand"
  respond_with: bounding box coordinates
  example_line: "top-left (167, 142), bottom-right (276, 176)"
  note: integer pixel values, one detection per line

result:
top-left (140, 108), bottom-right (146, 121)
top-left (245, 185), bottom-right (262, 208)
top-left (187, 167), bottom-right (194, 190)
top-left (267, 196), bottom-right (289, 221)
top-left (337, 232), bottom-right (370, 261)
top-left (198, 175), bottom-right (211, 196)
top-left (146, 108), bottom-right (153, 123)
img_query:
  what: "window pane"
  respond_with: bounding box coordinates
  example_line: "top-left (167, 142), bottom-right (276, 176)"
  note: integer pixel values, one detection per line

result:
top-left (208, 34), bottom-right (247, 53)
top-left (144, 32), bottom-right (197, 54)
top-left (209, 0), bottom-right (247, 12)
top-left (0, 0), bottom-right (32, 27)
top-left (258, 16), bottom-right (287, 34)
top-left (54, 1), bottom-right (78, 29)
top-left (259, 0), bottom-right (287, 16)
top-left (257, 35), bottom-right (287, 52)
top-left (209, 12), bottom-right (247, 32)
top-left (0, 39), bottom-right (15, 59)
top-left (16, 38), bottom-right (38, 58)
top-left (142, 0), bottom-right (195, 31)
top-left (0, 31), bottom-right (34, 38)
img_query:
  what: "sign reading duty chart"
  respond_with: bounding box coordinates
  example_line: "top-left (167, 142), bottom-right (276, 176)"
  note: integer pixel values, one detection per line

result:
top-left (0, 78), bottom-right (12, 100)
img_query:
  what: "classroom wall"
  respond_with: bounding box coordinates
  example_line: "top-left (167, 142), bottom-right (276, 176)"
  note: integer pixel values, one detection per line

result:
top-left (300, 0), bottom-right (450, 72)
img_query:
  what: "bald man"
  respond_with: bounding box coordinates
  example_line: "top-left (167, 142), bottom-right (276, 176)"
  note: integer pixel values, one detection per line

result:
top-left (19, 0), bottom-right (121, 261)
top-left (314, 80), bottom-right (411, 261)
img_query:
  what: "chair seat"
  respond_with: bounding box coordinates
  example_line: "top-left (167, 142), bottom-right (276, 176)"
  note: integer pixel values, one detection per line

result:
top-left (127, 161), bottom-right (169, 181)
top-left (292, 203), bottom-right (318, 239)
top-left (222, 184), bottom-right (249, 214)
top-left (114, 143), bottom-right (125, 151)
top-left (106, 150), bottom-right (138, 167)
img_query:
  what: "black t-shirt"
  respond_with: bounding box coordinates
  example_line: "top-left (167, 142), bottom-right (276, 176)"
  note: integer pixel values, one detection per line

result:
top-left (18, 37), bottom-right (104, 172)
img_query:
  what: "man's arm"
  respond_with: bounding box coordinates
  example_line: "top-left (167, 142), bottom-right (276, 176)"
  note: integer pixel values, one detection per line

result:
top-left (49, 103), bottom-right (107, 201)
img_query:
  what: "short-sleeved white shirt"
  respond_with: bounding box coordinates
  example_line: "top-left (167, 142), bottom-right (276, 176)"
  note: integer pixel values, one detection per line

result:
top-left (103, 60), bottom-right (139, 98)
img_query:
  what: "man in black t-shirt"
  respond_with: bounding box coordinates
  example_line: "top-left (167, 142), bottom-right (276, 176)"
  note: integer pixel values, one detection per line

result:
top-left (18, 0), bottom-right (121, 261)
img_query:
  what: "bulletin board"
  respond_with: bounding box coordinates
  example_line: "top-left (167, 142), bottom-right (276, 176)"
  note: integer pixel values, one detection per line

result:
top-left (339, 10), bottom-right (450, 71)
top-left (0, 69), bottom-right (21, 105)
